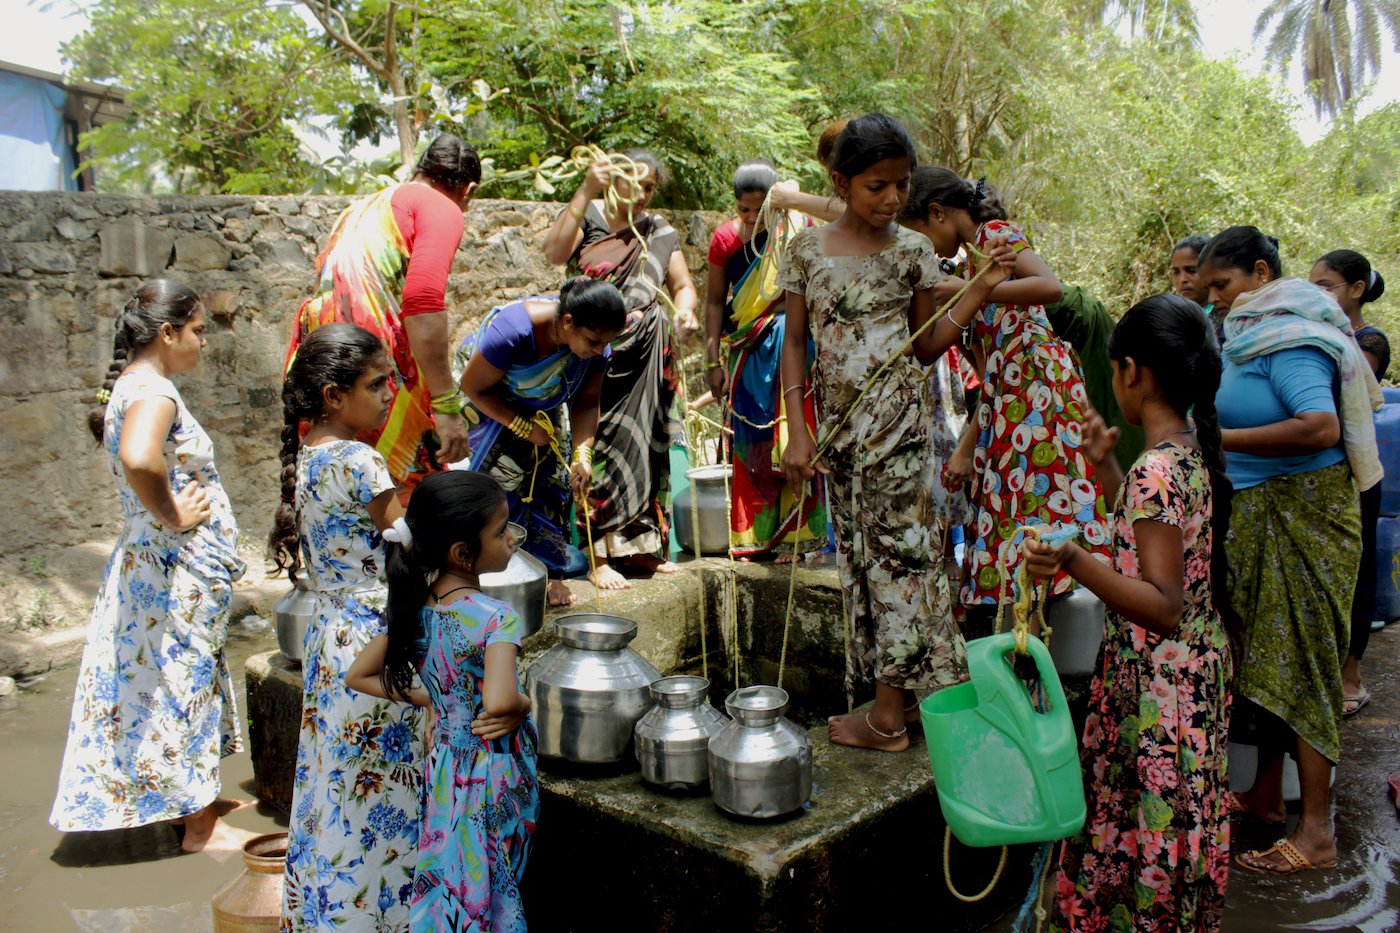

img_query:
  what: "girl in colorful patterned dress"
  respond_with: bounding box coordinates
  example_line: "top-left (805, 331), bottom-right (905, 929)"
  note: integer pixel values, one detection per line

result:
top-left (52, 279), bottom-right (248, 854)
top-left (348, 471), bottom-right (538, 933)
top-left (1024, 295), bottom-right (1236, 931)
top-left (898, 168), bottom-right (1111, 630)
top-left (779, 114), bottom-right (1014, 751)
top-left (269, 323), bottom-right (423, 932)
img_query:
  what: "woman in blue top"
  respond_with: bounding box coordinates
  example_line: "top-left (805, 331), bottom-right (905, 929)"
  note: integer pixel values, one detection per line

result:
top-left (1201, 226), bottom-right (1382, 877)
top-left (456, 278), bottom-right (626, 607)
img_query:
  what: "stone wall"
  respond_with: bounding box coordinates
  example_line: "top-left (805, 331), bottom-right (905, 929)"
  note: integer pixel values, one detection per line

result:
top-left (0, 191), bottom-right (723, 631)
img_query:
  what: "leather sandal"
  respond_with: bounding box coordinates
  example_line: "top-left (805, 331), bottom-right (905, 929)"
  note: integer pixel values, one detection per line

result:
top-left (1236, 837), bottom-right (1335, 875)
top-left (1342, 689), bottom-right (1371, 718)
top-left (1226, 791), bottom-right (1285, 826)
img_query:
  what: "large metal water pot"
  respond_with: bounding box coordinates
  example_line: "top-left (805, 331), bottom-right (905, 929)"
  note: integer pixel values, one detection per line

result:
top-left (480, 522), bottom-right (547, 638)
top-left (673, 464), bottom-right (732, 555)
top-left (526, 613), bottom-right (661, 765)
top-left (1045, 587), bottom-right (1106, 676)
top-left (634, 675), bottom-right (728, 791)
top-left (273, 578), bottom-right (316, 666)
top-left (708, 685), bottom-right (812, 819)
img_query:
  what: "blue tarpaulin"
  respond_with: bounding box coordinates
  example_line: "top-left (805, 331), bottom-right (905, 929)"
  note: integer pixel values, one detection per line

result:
top-left (0, 70), bottom-right (77, 191)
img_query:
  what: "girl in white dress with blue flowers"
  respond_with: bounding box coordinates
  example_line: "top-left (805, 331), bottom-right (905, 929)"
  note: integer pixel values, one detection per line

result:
top-left (270, 323), bottom-right (424, 932)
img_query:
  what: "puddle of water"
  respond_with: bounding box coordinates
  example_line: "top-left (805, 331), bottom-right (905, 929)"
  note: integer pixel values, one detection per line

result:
top-left (0, 627), bottom-right (287, 933)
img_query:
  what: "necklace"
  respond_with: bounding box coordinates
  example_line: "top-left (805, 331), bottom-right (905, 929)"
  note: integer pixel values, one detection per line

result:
top-left (1160, 428), bottom-right (1195, 444)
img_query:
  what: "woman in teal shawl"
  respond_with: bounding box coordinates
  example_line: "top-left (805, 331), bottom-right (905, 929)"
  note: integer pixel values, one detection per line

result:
top-left (457, 278), bottom-right (626, 606)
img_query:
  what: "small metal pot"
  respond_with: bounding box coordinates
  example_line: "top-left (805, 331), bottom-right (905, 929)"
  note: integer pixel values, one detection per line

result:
top-left (634, 675), bottom-right (728, 791)
top-left (525, 613), bottom-right (661, 765)
top-left (480, 522), bottom-right (547, 638)
top-left (273, 578), bottom-right (316, 665)
top-left (709, 685), bottom-right (812, 819)
top-left (673, 464), bottom-right (732, 555)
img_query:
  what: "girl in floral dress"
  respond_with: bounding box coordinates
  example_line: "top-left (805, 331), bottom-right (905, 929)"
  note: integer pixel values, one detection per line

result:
top-left (270, 323), bottom-right (422, 932)
top-left (898, 169), bottom-right (1110, 627)
top-left (1024, 295), bottom-right (1236, 931)
top-left (779, 114), bottom-right (1013, 751)
top-left (348, 470), bottom-right (538, 933)
top-left (51, 279), bottom-right (248, 854)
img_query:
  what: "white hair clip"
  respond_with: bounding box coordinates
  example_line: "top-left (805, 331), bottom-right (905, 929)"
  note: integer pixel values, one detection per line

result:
top-left (382, 517), bottom-right (413, 547)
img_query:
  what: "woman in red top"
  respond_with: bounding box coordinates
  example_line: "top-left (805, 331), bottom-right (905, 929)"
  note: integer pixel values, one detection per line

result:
top-left (283, 134), bottom-right (480, 492)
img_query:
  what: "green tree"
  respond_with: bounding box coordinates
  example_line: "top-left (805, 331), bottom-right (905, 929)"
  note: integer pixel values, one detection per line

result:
top-left (65, 0), bottom-right (370, 192)
top-left (1254, 0), bottom-right (1400, 118)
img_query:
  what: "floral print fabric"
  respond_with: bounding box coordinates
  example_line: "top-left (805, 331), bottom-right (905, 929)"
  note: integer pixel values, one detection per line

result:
top-left (1051, 443), bottom-right (1232, 933)
top-left (776, 226), bottom-right (967, 694)
top-left (411, 594), bottom-right (538, 933)
top-left (960, 220), bottom-right (1110, 606)
top-left (281, 441), bottom-right (423, 933)
top-left (51, 371), bottom-right (245, 832)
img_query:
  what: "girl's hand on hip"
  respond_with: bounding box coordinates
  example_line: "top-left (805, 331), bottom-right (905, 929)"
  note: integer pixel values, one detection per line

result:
top-left (170, 481), bottom-right (211, 531)
top-left (472, 703), bottom-right (527, 741)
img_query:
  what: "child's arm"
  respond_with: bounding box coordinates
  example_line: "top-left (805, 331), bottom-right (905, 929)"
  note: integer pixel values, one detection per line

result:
top-left (347, 634), bottom-right (430, 707)
top-left (1080, 407), bottom-right (1125, 505)
top-left (944, 424), bottom-right (977, 489)
top-left (769, 181), bottom-right (842, 223)
top-left (473, 642), bottom-right (532, 741)
top-left (912, 247), bottom-right (1012, 365)
top-left (779, 289), bottom-right (826, 489)
top-left (1024, 520), bottom-right (1184, 637)
top-left (366, 489), bottom-right (403, 531)
top-left (985, 245), bottom-right (1063, 307)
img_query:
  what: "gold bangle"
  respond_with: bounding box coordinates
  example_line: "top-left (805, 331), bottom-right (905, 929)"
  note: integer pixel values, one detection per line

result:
top-left (572, 445), bottom-right (594, 466)
top-left (569, 201), bottom-right (587, 221)
top-left (706, 360), bottom-right (723, 370)
top-left (782, 385), bottom-right (804, 397)
top-left (508, 415), bottom-right (533, 439)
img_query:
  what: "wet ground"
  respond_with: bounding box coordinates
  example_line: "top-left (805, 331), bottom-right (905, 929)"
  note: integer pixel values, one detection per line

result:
top-left (1, 623), bottom-right (1396, 931)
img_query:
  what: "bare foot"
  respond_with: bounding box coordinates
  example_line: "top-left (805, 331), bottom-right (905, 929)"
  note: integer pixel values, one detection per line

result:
top-left (827, 711), bottom-right (910, 753)
top-left (774, 552), bottom-right (795, 565)
top-left (181, 815), bottom-right (257, 855)
top-left (547, 579), bottom-right (576, 607)
top-left (622, 554), bottom-right (680, 574)
top-left (588, 563), bottom-right (632, 591)
top-left (1229, 789), bottom-right (1286, 825)
top-left (208, 798), bottom-right (256, 818)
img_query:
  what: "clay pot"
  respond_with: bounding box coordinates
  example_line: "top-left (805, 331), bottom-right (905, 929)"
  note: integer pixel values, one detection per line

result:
top-left (211, 832), bottom-right (287, 932)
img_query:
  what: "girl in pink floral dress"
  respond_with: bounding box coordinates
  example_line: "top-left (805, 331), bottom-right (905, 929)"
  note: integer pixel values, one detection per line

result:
top-left (1025, 295), bottom-right (1236, 931)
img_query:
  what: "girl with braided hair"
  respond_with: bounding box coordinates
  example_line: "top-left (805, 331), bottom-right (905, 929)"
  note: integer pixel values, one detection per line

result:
top-left (52, 279), bottom-right (250, 854)
top-left (268, 323), bottom-right (424, 931)
top-left (1025, 295), bottom-right (1238, 931)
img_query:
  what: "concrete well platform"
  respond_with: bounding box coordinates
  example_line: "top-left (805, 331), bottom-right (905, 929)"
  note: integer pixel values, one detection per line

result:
top-left (244, 557), bottom-right (1036, 932)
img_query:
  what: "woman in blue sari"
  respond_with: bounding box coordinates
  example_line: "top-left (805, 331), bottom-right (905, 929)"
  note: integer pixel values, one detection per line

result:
top-left (457, 278), bottom-right (626, 605)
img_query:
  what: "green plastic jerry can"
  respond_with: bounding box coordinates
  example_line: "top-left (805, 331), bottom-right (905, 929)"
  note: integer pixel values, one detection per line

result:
top-left (920, 633), bottom-right (1086, 847)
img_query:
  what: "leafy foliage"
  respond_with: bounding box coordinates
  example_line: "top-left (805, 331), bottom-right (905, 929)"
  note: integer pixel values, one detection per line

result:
top-left (1254, 0), bottom-right (1400, 119)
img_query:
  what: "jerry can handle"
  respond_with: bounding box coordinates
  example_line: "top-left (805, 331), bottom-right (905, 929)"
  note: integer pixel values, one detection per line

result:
top-left (989, 634), bottom-right (1073, 746)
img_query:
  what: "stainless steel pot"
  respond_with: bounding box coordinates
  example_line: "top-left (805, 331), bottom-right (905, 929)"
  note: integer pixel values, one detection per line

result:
top-left (634, 675), bottom-right (728, 791)
top-left (525, 613), bottom-right (661, 764)
top-left (480, 522), bottom-right (547, 638)
top-left (709, 685), bottom-right (812, 819)
top-left (673, 464), bottom-right (732, 555)
top-left (1046, 587), bottom-right (1106, 676)
top-left (273, 578), bottom-right (316, 665)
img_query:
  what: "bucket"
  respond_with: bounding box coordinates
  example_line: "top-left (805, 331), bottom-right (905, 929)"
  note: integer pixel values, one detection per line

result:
top-left (920, 633), bottom-right (1085, 847)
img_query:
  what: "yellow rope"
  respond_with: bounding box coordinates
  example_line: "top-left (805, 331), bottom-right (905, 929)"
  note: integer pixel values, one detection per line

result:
top-left (943, 827), bottom-right (1008, 903)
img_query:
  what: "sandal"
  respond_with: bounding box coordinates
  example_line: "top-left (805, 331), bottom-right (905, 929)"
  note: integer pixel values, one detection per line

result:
top-left (1236, 837), bottom-right (1335, 875)
top-left (1226, 791), bottom-right (1285, 826)
top-left (1342, 689), bottom-right (1371, 718)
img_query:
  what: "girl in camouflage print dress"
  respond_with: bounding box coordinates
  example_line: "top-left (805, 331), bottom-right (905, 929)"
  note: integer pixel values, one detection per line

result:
top-left (779, 114), bottom-right (1012, 751)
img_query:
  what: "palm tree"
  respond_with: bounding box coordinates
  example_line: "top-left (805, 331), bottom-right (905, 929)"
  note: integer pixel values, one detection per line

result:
top-left (1254, 0), bottom-right (1400, 119)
